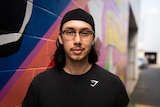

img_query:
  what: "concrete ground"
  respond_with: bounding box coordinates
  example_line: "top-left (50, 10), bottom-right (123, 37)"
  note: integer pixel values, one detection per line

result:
top-left (129, 64), bottom-right (160, 107)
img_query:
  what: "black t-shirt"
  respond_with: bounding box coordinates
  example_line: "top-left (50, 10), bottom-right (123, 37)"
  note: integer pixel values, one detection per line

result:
top-left (22, 64), bottom-right (129, 107)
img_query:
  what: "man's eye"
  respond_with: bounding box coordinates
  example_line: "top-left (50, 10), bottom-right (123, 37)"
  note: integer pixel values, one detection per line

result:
top-left (81, 31), bottom-right (90, 35)
top-left (66, 31), bottom-right (74, 34)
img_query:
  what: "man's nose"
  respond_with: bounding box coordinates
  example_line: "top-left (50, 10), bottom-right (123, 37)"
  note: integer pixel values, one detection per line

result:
top-left (74, 32), bottom-right (81, 41)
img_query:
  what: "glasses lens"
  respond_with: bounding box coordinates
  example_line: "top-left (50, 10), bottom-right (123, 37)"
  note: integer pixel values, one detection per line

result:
top-left (62, 30), bottom-right (75, 40)
top-left (61, 30), bottom-right (94, 41)
top-left (80, 30), bottom-right (94, 40)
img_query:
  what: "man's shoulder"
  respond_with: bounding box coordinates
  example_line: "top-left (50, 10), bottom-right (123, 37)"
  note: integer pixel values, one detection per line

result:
top-left (93, 64), bottom-right (116, 75)
top-left (92, 64), bottom-right (125, 89)
top-left (92, 64), bottom-right (120, 81)
top-left (33, 66), bottom-right (60, 81)
top-left (38, 66), bottom-right (58, 74)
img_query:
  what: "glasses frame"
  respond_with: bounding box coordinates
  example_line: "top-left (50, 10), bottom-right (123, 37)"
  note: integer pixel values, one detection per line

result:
top-left (60, 29), bottom-right (95, 41)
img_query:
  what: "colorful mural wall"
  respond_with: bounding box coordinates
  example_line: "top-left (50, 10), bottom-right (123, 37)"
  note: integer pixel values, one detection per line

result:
top-left (0, 0), bottom-right (129, 106)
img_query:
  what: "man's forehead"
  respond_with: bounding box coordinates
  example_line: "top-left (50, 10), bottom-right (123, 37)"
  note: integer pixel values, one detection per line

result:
top-left (62, 20), bottom-right (92, 30)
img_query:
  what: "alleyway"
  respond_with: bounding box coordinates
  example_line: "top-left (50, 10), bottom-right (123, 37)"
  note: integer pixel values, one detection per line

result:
top-left (129, 65), bottom-right (160, 107)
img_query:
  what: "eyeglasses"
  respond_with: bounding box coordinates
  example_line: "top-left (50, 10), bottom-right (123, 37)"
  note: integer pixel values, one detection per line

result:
top-left (60, 29), bottom-right (94, 41)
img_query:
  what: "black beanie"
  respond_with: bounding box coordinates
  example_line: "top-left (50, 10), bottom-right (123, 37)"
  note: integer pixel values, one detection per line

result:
top-left (60, 8), bottom-right (95, 32)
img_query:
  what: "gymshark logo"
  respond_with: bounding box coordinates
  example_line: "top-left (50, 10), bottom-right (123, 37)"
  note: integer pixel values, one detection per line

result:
top-left (90, 80), bottom-right (99, 87)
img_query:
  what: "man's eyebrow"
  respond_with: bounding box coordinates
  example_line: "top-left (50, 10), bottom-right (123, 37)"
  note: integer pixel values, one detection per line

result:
top-left (63, 27), bottom-right (74, 30)
top-left (80, 28), bottom-right (91, 31)
top-left (63, 27), bottom-right (91, 31)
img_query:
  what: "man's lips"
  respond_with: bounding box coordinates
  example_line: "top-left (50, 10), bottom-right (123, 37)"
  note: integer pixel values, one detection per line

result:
top-left (71, 48), bottom-right (84, 54)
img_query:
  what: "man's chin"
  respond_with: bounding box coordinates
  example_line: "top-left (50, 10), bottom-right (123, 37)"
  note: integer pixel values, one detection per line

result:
top-left (70, 56), bottom-right (87, 62)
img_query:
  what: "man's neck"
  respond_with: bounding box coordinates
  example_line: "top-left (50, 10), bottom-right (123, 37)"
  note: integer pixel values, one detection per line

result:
top-left (63, 60), bottom-right (92, 75)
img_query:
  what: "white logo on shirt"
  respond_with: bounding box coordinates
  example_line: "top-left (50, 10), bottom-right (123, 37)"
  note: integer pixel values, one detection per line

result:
top-left (90, 80), bottom-right (99, 87)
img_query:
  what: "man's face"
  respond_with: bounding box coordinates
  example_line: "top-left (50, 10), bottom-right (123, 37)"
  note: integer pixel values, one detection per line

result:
top-left (59, 20), bottom-right (95, 62)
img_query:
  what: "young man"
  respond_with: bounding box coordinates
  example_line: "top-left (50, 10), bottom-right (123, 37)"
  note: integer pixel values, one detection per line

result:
top-left (22, 8), bottom-right (129, 107)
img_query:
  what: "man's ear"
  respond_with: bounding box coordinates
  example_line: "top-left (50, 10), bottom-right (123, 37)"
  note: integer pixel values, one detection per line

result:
top-left (58, 35), bottom-right (63, 44)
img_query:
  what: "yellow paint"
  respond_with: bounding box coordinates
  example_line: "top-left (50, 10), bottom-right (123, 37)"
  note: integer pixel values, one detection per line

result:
top-left (105, 10), bottom-right (127, 53)
top-left (135, 104), bottom-right (158, 107)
